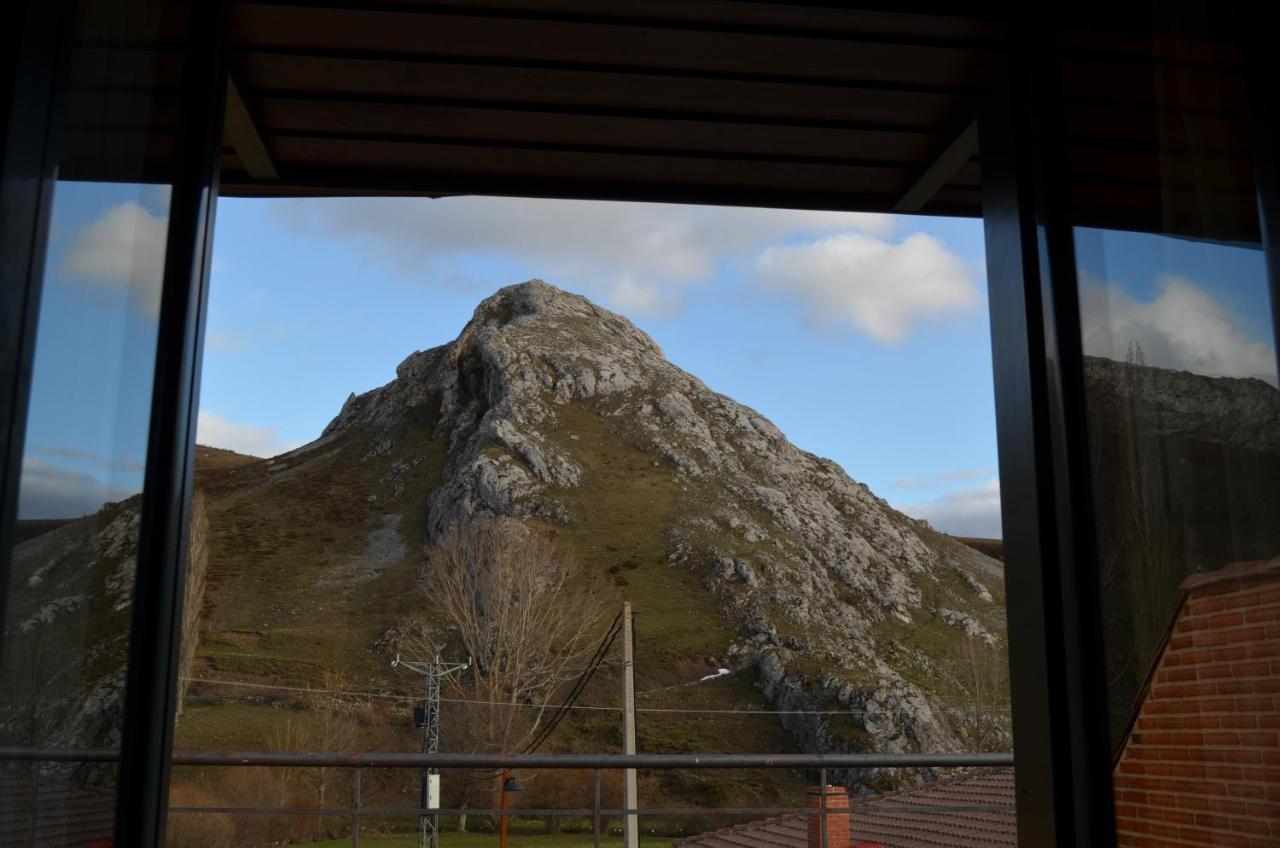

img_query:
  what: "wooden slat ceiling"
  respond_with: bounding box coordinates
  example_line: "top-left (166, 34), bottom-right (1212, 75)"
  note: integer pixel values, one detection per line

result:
top-left (62, 1), bottom-right (1262, 242)
top-left (216, 0), bottom-right (1002, 216)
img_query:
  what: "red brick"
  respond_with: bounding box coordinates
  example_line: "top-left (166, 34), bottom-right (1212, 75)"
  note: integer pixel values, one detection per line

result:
top-left (1227, 783), bottom-right (1267, 799)
top-left (1229, 816), bottom-right (1272, 837)
top-left (1187, 612), bottom-right (1239, 630)
top-left (1236, 696), bottom-right (1276, 712)
top-left (1177, 648), bottom-right (1217, 665)
top-left (1182, 715), bottom-right (1223, 729)
top-left (1211, 645), bottom-right (1252, 663)
top-left (1221, 591), bottom-right (1264, 611)
top-left (1217, 679), bottom-right (1255, 696)
top-left (1236, 731), bottom-right (1279, 747)
top-left (1194, 812), bottom-right (1232, 830)
top-left (1243, 636), bottom-right (1280, 657)
top-left (1243, 800), bottom-right (1280, 818)
top-left (1221, 748), bottom-right (1263, 764)
top-left (1231, 660), bottom-right (1272, 678)
top-left (1243, 606), bottom-right (1280, 624)
top-left (1240, 766), bottom-right (1280, 782)
top-left (1204, 764), bottom-right (1243, 780)
top-left (1203, 797), bottom-right (1246, 815)
top-left (1175, 793), bottom-right (1210, 811)
top-left (1220, 715), bottom-right (1260, 729)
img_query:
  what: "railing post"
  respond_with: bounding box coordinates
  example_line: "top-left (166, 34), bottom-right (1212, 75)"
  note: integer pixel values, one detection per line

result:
top-left (592, 769), bottom-right (602, 848)
top-left (352, 766), bottom-right (362, 848)
top-left (26, 759), bottom-right (38, 848)
top-left (819, 767), bottom-right (828, 848)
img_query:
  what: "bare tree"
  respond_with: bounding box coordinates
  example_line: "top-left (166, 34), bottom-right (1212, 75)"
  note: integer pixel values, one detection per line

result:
top-left (413, 518), bottom-right (607, 830)
top-left (419, 518), bottom-right (608, 757)
top-left (1088, 342), bottom-right (1183, 736)
top-left (953, 636), bottom-right (1009, 753)
top-left (176, 490), bottom-right (209, 716)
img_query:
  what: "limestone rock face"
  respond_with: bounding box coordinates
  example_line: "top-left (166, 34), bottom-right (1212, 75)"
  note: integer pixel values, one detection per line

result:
top-left (4, 280), bottom-right (1011, 771)
top-left (321, 280), bottom-right (1011, 758)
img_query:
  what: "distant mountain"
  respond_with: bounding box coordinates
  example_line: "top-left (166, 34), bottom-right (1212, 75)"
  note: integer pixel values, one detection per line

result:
top-left (1081, 354), bottom-right (1280, 744)
top-left (2, 281), bottom-right (1008, 790)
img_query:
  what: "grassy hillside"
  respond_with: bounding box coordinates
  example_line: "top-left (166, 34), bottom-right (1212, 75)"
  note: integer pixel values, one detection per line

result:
top-left (178, 403), bottom-right (809, 816)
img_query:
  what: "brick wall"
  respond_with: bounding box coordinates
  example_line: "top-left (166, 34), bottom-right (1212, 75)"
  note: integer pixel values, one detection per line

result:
top-left (805, 785), bottom-right (849, 848)
top-left (1113, 558), bottom-right (1280, 847)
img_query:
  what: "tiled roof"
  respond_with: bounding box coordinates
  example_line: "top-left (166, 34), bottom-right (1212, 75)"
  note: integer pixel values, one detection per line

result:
top-left (0, 775), bottom-right (115, 847)
top-left (675, 769), bottom-right (1016, 848)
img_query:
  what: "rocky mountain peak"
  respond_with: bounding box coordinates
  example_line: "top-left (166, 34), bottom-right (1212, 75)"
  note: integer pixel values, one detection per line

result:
top-left (305, 280), bottom-right (1011, 765)
top-left (8, 280), bottom-right (1010, 781)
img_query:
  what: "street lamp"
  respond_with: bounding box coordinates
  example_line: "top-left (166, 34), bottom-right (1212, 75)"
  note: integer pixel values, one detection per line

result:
top-left (499, 770), bottom-right (524, 848)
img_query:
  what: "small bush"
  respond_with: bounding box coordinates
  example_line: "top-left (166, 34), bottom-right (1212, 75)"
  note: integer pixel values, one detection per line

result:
top-left (166, 783), bottom-right (234, 848)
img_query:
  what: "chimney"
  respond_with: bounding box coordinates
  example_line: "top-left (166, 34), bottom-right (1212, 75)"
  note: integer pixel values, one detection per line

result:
top-left (806, 785), bottom-right (850, 848)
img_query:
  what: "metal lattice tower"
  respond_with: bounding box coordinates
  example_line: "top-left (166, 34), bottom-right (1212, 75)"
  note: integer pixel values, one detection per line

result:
top-left (393, 654), bottom-right (470, 848)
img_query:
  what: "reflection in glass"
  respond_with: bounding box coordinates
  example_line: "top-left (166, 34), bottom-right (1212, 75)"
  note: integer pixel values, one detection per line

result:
top-left (0, 2), bottom-right (192, 843)
top-left (1076, 229), bottom-right (1280, 741)
top-left (1059, 3), bottom-right (1279, 843)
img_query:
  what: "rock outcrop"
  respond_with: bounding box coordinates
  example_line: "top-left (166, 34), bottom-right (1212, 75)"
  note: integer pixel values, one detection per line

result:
top-left (320, 280), bottom-right (1011, 762)
top-left (3, 281), bottom-right (1011, 776)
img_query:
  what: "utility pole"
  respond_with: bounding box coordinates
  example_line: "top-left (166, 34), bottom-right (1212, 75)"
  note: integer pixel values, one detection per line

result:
top-left (621, 601), bottom-right (639, 848)
top-left (393, 653), bottom-right (470, 848)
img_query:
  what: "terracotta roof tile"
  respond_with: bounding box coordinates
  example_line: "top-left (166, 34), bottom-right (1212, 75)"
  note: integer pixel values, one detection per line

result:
top-left (675, 770), bottom-right (1016, 848)
top-left (0, 775), bottom-right (115, 847)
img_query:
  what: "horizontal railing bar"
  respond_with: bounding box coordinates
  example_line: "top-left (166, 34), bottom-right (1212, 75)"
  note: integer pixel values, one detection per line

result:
top-left (0, 748), bottom-right (1012, 769)
top-left (0, 747), bottom-right (120, 763)
top-left (169, 803), bottom-right (1016, 818)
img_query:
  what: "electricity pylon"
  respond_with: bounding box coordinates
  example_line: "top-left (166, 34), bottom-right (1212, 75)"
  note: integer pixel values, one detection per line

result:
top-left (393, 653), bottom-right (470, 848)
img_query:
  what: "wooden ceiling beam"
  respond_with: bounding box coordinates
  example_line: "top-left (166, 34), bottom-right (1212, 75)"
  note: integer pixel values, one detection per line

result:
top-left (223, 74), bottom-right (278, 180)
top-left (893, 117), bottom-right (976, 212)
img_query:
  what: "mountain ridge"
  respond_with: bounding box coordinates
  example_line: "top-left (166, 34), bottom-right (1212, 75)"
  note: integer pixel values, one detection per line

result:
top-left (2, 280), bottom-right (1010, 795)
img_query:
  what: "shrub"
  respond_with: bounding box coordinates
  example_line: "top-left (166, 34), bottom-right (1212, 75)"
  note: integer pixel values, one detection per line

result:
top-left (166, 783), bottom-right (234, 848)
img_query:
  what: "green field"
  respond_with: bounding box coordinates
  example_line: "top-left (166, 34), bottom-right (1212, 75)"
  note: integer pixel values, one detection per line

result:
top-left (303, 834), bottom-right (672, 848)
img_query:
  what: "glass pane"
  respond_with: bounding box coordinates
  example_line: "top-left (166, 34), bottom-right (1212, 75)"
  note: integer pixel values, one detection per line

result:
top-left (0, 2), bottom-right (194, 843)
top-left (170, 193), bottom-right (1008, 840)
top-left (1061, 3), bottom-right (1280, 844)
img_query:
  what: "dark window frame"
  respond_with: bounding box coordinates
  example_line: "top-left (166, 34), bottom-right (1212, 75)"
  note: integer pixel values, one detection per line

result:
top-left (3, 5), bottom-right (1274, 848)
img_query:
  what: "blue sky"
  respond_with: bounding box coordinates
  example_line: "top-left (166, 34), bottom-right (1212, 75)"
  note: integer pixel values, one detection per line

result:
top-left (17, 188), bottom-right (1277, 538)
top-left (199, 197), bottom-right (1002, 535)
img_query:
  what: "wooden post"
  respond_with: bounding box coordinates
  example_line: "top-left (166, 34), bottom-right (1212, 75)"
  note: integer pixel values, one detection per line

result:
top-left (622, 602), bottom-right (638, 848)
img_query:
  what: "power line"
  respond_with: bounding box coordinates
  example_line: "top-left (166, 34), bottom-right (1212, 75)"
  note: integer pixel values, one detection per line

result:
top-left (179, 676), bottom-right (1013, 714)
top-left (521, 615), bottom-right (622, 755)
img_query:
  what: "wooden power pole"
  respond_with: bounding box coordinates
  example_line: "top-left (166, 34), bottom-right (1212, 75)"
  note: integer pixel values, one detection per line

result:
top-left (622, 601), bottom-right (639, 848)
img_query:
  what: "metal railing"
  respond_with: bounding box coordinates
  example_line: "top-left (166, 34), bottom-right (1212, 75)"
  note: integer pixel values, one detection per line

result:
top-left (1, 749), bottom-right (1015, 848)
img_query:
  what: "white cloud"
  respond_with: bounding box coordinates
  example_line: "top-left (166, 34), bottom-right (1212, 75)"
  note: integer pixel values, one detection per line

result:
top-left (61, 200), bottom-right (168, 314)
top-left (1080, 274), bottom-right (1277, 384)
top-left (755, 231), bottom-right (980, 343)
top-left (17, 457), bottom-right (138, 520)
top-left (272, 196), bottom-right (896, 319)
top-left (205, 330), bottom-right (251, 352)
top-left (196, 410), bottom-right (302, 458)
top-left (893, 467), bottom-right (992, 491)
top-left (31, 445), bottom-right (144, 473)
top-left (896, 477), bottom-right (1003, 539)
